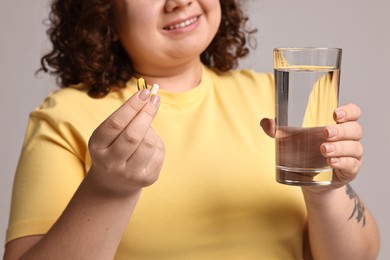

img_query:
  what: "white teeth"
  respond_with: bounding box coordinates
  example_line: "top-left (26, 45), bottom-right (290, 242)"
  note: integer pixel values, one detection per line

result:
top-left (166, 17), bottom-right (198, 30)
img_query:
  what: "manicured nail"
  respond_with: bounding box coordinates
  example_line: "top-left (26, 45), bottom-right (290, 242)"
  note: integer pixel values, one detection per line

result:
top-left (330, 157), bottom-right (340, 164)
top-left (150, 95), bottom-right (160, 107)
top-left (323, 144), bottom-right (335, 154)
top-left (326, 127), bottom-right (337, 138)
top-left (335, 109), bottom-right (346, 121)
top-left (139, 89), bottom-right (150, 101)
top-left (260, 118), bottom-right (268, 129)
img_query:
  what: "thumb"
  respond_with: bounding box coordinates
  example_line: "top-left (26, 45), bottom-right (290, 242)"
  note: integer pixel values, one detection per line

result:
top-left (260, 118), bottom-right (276, 138)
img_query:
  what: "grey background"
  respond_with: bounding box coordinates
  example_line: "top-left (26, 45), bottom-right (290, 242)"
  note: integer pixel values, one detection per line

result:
top-left (1, 0), bottom-right (389, 258)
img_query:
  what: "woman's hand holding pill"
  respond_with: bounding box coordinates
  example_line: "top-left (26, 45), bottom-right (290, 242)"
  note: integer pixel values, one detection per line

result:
top-left (88, 85), bottom-right (165, 197)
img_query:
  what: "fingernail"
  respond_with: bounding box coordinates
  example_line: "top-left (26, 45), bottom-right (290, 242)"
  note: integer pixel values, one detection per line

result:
top-left (260, 118), bottom-right (268, 128)
top-left (330, 157), bottom-right (340, 164)
top-left (335, 109), bottom-right (346, 121)
top-left (326, 127), bottom-right (337, 138)
top-left (139, 89), bottom-right (150, 101)
top-left (150, 95), bottom-right (160, 107)
top-left (323, 144), bottom-right (335, 154)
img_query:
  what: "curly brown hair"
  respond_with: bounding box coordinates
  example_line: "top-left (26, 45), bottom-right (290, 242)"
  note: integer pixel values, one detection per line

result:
top-left (39, 0), bottom-right (256, 97)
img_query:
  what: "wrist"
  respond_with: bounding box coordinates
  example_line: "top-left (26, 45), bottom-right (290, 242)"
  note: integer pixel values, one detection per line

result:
top-left (84, 168), bottom-right (143, 200)
top-left (301, 185), bottom-right (346, 208)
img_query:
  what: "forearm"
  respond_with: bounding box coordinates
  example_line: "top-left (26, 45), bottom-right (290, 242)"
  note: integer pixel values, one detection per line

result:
top-left (20, 172), bottom-right (141, 260)
top-left (302, 185), bottom-right (380, 260)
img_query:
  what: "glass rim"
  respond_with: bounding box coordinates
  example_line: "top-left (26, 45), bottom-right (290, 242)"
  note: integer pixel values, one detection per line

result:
top-left (274, 47), bottom-right (342, 52)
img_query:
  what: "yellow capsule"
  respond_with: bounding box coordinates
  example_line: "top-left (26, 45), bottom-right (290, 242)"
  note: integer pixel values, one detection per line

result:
top-left (137, 78), bottom-right (148, 91)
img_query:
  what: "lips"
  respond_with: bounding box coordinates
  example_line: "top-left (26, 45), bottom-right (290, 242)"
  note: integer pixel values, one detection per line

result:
top-left (163, 16), bottom-right (200, 31)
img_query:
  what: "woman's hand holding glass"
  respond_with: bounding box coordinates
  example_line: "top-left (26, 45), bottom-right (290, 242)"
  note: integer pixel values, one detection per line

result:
top-left (260, 103), bottom-right (363, 191)
top-left (318, 103), bottom-right (363, 189)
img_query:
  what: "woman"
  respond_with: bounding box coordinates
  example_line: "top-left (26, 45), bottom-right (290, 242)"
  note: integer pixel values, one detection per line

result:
top-left (4, 0), bottom-right (380, 259)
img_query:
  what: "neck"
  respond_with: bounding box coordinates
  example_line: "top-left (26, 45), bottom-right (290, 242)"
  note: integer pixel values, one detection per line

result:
top-left (133, 59), bottom-right (203, 92)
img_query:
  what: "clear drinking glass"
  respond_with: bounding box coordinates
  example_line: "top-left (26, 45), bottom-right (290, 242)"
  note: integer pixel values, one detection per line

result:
top-left (274, 47), bottom-right (342, 186)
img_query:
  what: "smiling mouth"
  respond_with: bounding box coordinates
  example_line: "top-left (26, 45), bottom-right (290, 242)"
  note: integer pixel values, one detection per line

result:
top-left (164, 16), bottom-right (199, 31)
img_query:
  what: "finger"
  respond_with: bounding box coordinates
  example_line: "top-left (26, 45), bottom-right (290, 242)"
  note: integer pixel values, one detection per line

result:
top-left (146, 138), bottom-right (165, 175)
top-left (334, 103), bottom-right (361, 123)
top-left (106, 95), bottom-right (160, 161)
top-left (324, 121), bottom-right (363, 141)
top-left (126, 128), bottom-right (160, 172)
top-left (90, 89), bottom-right (152, 149)
top-left (321, 141), bottom-right (363, 160)
top-left (330, 157), bottom-right (361, 184)
top-left (260, 118), bottom-right (276, 138)
top-left (125, 130), bottom-right (166, 187)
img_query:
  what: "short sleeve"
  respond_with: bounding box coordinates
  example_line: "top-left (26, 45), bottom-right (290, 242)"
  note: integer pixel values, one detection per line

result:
top-left (6, 110), bottom-right (86, 243)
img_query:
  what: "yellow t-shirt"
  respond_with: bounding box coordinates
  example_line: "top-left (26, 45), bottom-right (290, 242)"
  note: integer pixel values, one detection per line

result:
top-left (7, 65), bottom-right (306, 259)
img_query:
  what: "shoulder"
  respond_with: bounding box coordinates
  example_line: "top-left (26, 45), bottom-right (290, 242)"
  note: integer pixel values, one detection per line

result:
top-left (31, 84), bottom-right (128, 126)
top-left (23, 85), bottom-right (130, 158)
top-left (38, 85), bottom-right (89, 109)
top-left (37, 84), bottom-right (105, 113)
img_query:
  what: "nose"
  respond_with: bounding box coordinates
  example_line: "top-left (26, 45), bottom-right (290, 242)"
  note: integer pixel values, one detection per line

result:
top-left (165, 0), bottom-right (193, 12)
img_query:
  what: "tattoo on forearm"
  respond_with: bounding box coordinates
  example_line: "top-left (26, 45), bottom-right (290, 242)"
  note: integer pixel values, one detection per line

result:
top-left (346, 184), bottom-right (366, 227)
